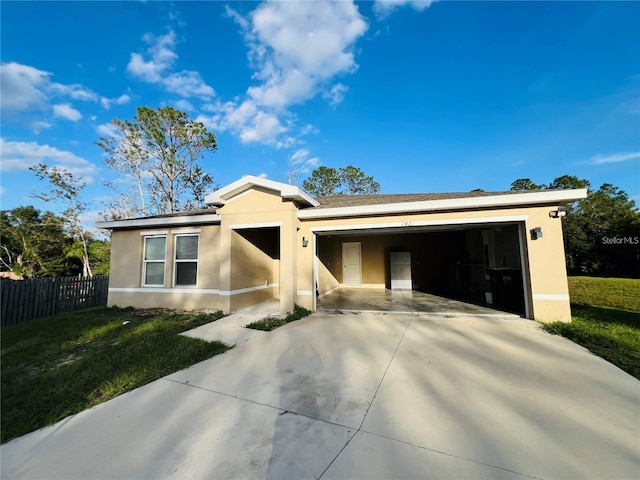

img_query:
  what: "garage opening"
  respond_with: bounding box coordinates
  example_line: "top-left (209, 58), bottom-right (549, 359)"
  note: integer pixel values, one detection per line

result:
top-left (315, 223), bottom-right (527, 317)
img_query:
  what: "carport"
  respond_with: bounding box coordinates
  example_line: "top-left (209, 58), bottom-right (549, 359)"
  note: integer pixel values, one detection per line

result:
top-left (312, 221), bottom-right (530, 317)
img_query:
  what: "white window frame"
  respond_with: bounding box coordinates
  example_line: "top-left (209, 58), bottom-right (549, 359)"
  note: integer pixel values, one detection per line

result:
top-left (142, 235), bottom-right (167, 287)
top-left (173, 233), bottom-right (200, 287)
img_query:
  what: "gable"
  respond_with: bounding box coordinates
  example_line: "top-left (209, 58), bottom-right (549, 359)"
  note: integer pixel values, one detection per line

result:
top-left (215, 187), bottom-right (294, 215)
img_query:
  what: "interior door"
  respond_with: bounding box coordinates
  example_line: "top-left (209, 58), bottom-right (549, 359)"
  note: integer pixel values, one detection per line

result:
top-left (342, 242), bottom-right (362, 286)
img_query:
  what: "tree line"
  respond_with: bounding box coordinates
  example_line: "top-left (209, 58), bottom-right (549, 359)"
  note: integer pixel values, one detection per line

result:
top-left (511, 175), bottom-right (640, 278)
top-left (0, 206), bottom-right (109, 278)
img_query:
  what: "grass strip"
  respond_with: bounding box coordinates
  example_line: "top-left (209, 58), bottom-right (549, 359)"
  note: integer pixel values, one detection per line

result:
top-left (568, 276), bottom-right (640, 312)
top-left (1, 306), bottom-right (229, 443)
top-left (543, 304), bottom-right (640, 380)
top-left (246, 304), bottom-right (312, 331)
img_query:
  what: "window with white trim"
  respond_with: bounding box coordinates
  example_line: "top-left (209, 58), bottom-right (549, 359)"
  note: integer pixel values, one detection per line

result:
top-left (143, 236), bottom-right (166, 286)
top-left (174, 234), bottom-right (199, 286)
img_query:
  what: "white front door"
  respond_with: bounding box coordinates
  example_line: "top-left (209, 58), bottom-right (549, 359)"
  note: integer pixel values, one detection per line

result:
top-left (342, 242), bottom-right (362, 286)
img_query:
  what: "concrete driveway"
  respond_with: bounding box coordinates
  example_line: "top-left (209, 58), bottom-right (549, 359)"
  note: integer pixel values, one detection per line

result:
top-left (2, 311), bottom-right (639, 479)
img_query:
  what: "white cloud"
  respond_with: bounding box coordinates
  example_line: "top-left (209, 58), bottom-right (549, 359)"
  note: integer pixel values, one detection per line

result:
top-left (374, 0), bottom-right (435, 18)
top-left (215, 1), bottom-right (367, 146)
top-left (31, 120), bottom-right (52, 133)
top-left (240, 110), bottom-right (286, 143)
top-left (49, 82), bottom-right (98, 102)
top-left (241, 1), bottom-right (367, 109)
top-left (288, 148), bottom-right (319, 171)
top-left (100, 94), bottom-right (131, 110)
top-left (173, 99), bottom-right (194, 111)
top-left (96, 122), bottom-right (121, 138)
top-left (127, 31), bottom-right (178, 82)
top-left (257, 172), bottom-right (268, 179)
top-left (589, 152), bottom-right (640, 164)
top-left (127, 30), bottom-right (214, 100)
top-left (53, 103), bottom-right (82, 121)
top-left (0, 62), bottom-right (50, 111)
top-left (0, 61), bottom-right (117, 121)
top-left (0, 139), bottom-right (97, 182)
top-left (286, 148), bottom-right (320, 184)
top-left (323, 83), bottom-right (349, 107)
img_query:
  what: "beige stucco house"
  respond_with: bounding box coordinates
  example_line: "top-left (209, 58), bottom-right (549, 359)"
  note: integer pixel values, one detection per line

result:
top-left (96, 175), bottom-right (587, 323)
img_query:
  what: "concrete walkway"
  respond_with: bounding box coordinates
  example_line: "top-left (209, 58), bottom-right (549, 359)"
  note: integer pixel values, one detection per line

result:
top-left (180, 299), bottom-right (280, 345)
top-left (2, 310), bottom-right (639, 479)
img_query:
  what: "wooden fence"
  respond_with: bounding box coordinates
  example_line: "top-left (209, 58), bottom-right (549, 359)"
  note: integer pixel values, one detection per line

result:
top-left (1, 275), bottom-right (109, 326)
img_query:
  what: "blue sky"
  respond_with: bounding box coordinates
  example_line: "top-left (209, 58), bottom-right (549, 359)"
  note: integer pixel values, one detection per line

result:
top-left (1, 0), bottom-right (639, 225)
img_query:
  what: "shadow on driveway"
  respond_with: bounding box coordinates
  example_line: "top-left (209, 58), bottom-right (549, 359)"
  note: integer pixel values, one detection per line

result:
top-left (2, 310), bottom-right (638, 479)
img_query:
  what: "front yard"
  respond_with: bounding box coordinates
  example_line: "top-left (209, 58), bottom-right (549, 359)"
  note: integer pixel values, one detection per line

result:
top-left (1, 307), bottom-right (229, 443)
top-left (542, 276), bottom-right (640, 380)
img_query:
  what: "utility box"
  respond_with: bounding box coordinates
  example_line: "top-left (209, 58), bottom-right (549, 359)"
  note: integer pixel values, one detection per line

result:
top-left (390, 251), bottom-right (412, 290)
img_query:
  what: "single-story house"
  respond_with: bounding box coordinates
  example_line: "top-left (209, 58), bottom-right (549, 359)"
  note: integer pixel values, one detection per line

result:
top-left (96, 175), bottom-right (587, 323)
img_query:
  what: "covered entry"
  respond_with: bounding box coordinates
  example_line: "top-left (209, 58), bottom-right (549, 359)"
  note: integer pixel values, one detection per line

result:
top-left (314, 222), bottom-right (529, 317)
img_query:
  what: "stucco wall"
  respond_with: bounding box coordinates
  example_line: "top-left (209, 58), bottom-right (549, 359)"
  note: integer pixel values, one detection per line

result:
top-left (107, 224), bottom-right (221, 309)
top-left (230, 229), bottom-right (278, 291)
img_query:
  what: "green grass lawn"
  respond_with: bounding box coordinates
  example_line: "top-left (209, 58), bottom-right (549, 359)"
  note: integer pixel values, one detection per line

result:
top-left (568, 276), bottom-right (640, 311)
top-left (542, 276), bottom-right (640, 380)
top-left (1, 306), bottom-right (230, 444)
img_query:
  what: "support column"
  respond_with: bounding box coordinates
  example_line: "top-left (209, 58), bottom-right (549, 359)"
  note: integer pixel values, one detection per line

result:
top-left (219, 219), bottom-right (232, 313)
top-left (279, 210), bottom-right (297, 316)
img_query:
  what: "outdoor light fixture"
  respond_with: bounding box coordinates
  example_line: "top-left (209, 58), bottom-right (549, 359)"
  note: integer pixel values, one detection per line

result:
top-left (302, 237), bottom-right (309, 248)
top-left (530, 227), bottom-right (543, 240)
top-left (549, 206), bottom-right (567, 218)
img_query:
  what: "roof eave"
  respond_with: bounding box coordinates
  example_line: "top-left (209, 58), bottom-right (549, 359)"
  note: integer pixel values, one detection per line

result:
top-left (96, 213), bottom-right (222, 230)
top-left (298, 189), bottom-right (588, 219)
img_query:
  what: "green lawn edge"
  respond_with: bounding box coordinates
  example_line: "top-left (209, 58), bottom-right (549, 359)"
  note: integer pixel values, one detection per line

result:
top-left (1, 306), bottom-right (231, 444)
top-left (246, 304), bottom-right (312, 331)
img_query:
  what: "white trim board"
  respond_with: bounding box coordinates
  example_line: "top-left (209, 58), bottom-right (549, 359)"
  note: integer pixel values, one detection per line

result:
top-left (110, 287), bottom-right (220, 295)
top-left (230, 221), bottom-right (283, 230)
top-left (310, 216), bottom-right (529, 233)
top-left (109, 283), bottom-right (279, 296)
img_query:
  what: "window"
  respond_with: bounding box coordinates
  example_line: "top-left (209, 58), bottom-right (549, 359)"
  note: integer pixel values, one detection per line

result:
top-left (174, 234), bottom-right (199, 286)
top-left (143, 236), bottom-right (166, 286)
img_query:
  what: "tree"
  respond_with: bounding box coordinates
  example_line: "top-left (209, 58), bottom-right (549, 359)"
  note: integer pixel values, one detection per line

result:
top-left (509, 175), bottom-right (639, 278)
top-left (97, 106), bottom-right (217, 218)
top-left (302, 165), bottom-right (380, 197)
top-left (340, 165), bottom-right (381, 195)
top-left (510, 178), bottom-right (542, 191)
top-left (30, 164), bottom-right (93, 277)
top-left (0, 206), bottom-right (74, 278)
top-left (569, 183), bottom-right (639, 277)
top-left (302, 166), bottom-right (342, 197)
top-left (548, 175), bottom-right (590, 191)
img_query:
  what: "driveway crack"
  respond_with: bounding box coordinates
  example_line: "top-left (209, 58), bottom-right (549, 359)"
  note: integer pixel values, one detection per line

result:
top-left (318, 291), bottom-right (416, 478)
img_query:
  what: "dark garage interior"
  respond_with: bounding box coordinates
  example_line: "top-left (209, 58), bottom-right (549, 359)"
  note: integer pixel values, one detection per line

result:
top-left (316, 223), bottom-right (526, 316)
